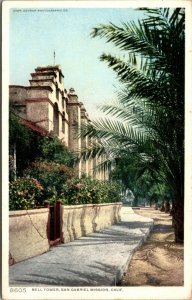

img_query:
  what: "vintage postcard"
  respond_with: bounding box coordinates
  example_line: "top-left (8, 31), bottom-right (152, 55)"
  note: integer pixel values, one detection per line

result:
top-left (2, 0), bottom-right (192, 299)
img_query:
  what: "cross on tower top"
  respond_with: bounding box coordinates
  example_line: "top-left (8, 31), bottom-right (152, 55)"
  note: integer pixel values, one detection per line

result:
top-left (54, 51), bottom-right (56, 65)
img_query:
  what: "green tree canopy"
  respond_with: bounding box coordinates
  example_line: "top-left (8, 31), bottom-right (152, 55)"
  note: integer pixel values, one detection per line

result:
top-left (39, 137), bottom-right (76, 167)
top-left (81, 8), bottom-right (184, 242)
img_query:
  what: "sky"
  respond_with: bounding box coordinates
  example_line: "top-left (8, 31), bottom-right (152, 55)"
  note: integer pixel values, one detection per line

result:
top-left (9, 6), bottom-right (145, 118)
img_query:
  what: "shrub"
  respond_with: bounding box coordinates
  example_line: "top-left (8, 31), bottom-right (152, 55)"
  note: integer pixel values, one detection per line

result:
top-left (24, 160), bottom-right (75, 205)
top-left (61, 177), bottom-right (96, 205)
top-left (15, 163), bottom-right (121, 207)
top-left (60, 177), bottom-right (121, 205)
top-left (9, 177), bottom-right (43, 210)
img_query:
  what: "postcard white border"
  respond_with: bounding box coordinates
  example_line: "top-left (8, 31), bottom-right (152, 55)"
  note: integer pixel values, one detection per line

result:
top-left (2, 1), bottom-right (192, 299)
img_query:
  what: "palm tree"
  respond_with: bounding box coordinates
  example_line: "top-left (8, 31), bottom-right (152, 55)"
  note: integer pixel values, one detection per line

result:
top-left (81, 8), bottom-right (184, 242)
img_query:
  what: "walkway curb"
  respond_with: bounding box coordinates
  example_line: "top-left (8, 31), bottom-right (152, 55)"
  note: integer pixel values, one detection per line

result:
top-left (112, 207), bottom-right (154, 285)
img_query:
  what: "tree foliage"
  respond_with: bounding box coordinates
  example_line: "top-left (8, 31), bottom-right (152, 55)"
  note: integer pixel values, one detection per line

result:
top-left (9, 112), bottom-right (42, 178)
top-left (39, 137), bottom-right (76, 167)
top-left (81, 8), bottom-right (184, 241)
top-left (9, 112), bottom-right (31, 146)
top-left (9, 112), bottom-right (76, 178)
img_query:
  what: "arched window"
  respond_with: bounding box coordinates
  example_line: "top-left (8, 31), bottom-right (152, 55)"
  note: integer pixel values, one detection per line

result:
top-left (55, 83), bottom-right (59, 100)
top-left (53, 103), bottom-right (59, 136)
top-left (62, 113), bottom-right (65, 133)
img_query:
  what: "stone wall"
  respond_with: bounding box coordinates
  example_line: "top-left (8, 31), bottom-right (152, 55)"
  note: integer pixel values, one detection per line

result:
top-left (9, 86), bottom-right (27, 118)
top-left (61, 203), bottom-right (122, 244)
top-left (9, 208), bottom-right (49, 264)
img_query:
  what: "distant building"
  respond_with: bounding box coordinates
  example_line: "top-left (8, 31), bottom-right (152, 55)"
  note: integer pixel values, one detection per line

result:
top-left (9, 65), bottom-right (109, 180)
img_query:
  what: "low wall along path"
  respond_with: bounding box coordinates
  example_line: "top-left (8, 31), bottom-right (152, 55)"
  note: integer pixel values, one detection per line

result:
top-left (61, 203), bottom-right (121, 243)
top-left (9, 208), bottom-right (49, 264)
top-left (9, 203), bottom-right (122, 264)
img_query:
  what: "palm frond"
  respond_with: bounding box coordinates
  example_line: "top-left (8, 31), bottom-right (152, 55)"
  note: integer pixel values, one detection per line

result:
top-left (91, 21), bottom-right (162, 59)
top-left (86, 8), bottom-right (184, 207)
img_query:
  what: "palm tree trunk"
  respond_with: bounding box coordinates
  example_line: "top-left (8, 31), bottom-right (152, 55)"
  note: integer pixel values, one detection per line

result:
top-left (165, 200), bottom-right (170, 213)
top-left (160, 200), bottom-right (165, 212)
top-left (172, 199), bottom-right (184, 243)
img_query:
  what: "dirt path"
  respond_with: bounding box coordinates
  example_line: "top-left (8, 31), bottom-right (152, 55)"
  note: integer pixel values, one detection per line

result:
top-left (120, 207), bottom-right (184, 286)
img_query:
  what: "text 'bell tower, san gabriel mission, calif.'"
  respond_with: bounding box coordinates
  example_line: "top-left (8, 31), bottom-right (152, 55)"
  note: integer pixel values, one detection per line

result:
top-left (9, 65), bottom-right (109, 180)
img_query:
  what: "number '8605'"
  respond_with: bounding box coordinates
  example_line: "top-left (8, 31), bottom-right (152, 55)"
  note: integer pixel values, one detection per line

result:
top-left (10, 288), bottom-right (26, 293)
